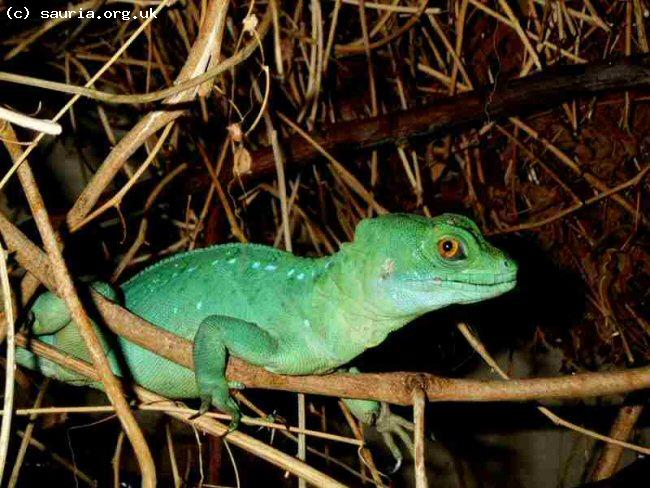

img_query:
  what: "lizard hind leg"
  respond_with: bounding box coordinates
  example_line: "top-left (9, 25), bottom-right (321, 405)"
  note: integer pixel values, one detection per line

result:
top-left (342, 368), bottom-right (415, 473)
top-left (20, 281), bottom-right (123, 382)
top-left (28, 281), bottom-right (120, 336)
top-left (29, 291), bottom-right (73, 335)
top-left (193, 315), bottom-right (280, 432)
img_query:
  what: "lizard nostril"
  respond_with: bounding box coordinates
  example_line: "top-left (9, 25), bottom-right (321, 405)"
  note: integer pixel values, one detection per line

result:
top-left (502, 259), bottom-right (518, 274)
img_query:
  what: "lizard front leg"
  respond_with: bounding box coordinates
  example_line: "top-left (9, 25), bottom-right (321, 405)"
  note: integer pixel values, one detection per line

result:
top-left (193, 315), bottom-right (279, 431)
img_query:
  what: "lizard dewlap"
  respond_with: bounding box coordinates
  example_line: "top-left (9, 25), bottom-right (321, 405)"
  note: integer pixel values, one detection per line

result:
top-left (16, 213), bottom-right (517, 448)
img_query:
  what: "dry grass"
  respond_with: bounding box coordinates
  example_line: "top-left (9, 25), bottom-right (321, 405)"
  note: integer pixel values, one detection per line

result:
top-left (0, 0), bottom-right (648, 485)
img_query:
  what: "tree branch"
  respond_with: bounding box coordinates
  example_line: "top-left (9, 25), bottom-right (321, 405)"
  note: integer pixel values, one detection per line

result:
top-left (590, 405), bottom-right (645, 481)
top-left (13, 334), bottom-right (346, 488)
top-left (234, 54), bottom-right (650, 184)
top-left (1, 211), bottom-right (650, 407)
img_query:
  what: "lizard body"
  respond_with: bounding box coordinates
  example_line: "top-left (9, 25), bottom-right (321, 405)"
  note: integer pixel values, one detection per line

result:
top-left (17, 213), bottom-right (517, 437)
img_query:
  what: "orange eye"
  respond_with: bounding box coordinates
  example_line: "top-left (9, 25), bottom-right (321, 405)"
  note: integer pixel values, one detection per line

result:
top-left (438, 238), bottom-right (463, 260)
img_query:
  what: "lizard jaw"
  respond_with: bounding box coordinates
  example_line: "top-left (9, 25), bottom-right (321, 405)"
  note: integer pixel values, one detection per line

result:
top-left (400, 274), bottom-right (517, 306)
top-left (404, 272), bottom-right (517, 289)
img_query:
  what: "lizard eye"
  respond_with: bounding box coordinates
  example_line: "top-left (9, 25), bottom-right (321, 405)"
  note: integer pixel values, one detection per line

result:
top-left (438, 238), bottom-right (464, 260)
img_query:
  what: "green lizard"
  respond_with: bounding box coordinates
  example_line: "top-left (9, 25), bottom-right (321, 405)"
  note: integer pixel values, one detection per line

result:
top-left (16, 213), bottom-right (517, 467)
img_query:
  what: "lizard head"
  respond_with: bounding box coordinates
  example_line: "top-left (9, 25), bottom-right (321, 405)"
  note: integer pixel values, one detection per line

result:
top-left (348, 213), bottom-right (517, 317)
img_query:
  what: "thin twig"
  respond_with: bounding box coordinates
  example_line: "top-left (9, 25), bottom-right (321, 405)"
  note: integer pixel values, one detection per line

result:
top-left (7, 379), bottom-right (50, 488)
top-left (277, 112), bottom-right (387, 214)
top-left (2, 209), bottom-right (650, 408)
top-left (14, 334), bottom-right (347, 488)
top-left (66, 0), bottom-right (265, 229)
top-left (591, 405), bottom-right (645, 481)
top-left (456, 323), bottom-right (650, 456)
top-left (71, 122), bottom-right (174, 232)
top-left (15, 431), bottom-right (97, 486)
top-left (0, 247), bottom-right (16, 486)
top-left (0, 122), bottom-right (157, 487)
top-left (493, 165), bottom-right (650, 234)
top-left (0, 107), bottom-right (61, 135)
top-left (2, 404), bottom-right (363, 447)
top-left (412, 388), bottom-right (428, 488)
top-left (0, 8), bottom-right (270, 105)
top-left (0, 0), bottom-right (174, 192)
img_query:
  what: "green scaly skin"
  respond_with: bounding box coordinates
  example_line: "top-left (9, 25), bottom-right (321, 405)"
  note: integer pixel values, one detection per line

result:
top-left (16, 213), bottom-right (517, 463)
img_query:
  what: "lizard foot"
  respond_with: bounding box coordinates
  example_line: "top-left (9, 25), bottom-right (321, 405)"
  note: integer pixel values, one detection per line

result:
top-left (374, 403), bottom-right (414, 474)
top-left (217, 394), bottom-right (242, 432)
top-left (189, 395), bottom-right (212, 420)
top-left (344, 398), bottom-right (416, 473)
top-left (192, 390), bottom-right (242, 432)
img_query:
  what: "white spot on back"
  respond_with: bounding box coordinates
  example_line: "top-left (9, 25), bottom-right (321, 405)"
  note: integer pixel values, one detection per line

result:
top-left (173, 307), bottom-right (179, 314)
top-left (187, 266), bottom-right (198, 273)
top-left (228, 258), bottom-right (237, 264)
top-left (297, 273), bottom-right (305, 280)
top-left (212, 259), bottom-right (220, 266)
top-left (303, 319), bottom-right (310, 328)
top-left (196, 301), bottom-right (203, 310)
top-left (265, 264), bottom-right (277, 271)
top-left (287, 269), bottom-right (295, 277)
top-left (251, 262), bottom-right (261, 269)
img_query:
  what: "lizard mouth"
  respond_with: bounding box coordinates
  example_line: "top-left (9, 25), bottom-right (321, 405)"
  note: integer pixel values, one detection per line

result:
top-left (445, 273), bottom-right (517, 287)
top-left (405, 272), bottom-right (517, 290)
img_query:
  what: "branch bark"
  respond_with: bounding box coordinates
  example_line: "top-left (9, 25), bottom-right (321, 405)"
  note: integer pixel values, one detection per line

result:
top-left (1, 210), bottom-right (650, 406)
top-left (233, 54), bottom-right (650, 184)
top-left (590, 405), bottom-right (644, 481)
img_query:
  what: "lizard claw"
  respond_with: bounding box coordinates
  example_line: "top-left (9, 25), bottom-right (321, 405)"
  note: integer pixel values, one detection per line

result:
top-left (189, 395), bottom-right (212, 420)
top-left (374, 403), bottom-right (414, 473)
top-left (343, 398), bottom-right (416, 473)
top-left (191, 396), bottom-right (241, 432)
top-left (226, 411), bottom-right (240, 433)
